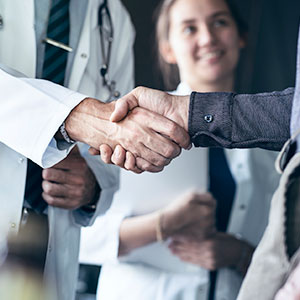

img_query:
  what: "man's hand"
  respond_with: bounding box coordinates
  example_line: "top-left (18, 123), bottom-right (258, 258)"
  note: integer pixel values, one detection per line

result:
top-left (110, 86), bottom-right (190, 131)
top-left (42, 146), bottom-right (99, 210)
top-left (95, 87), bottom-right (191, 172)
top-left (159, 192), bottom-right (216, 240)
top-left (168, 232), bottom-right (254, 275)
top-left (65, 97), bottom-right (191, 172)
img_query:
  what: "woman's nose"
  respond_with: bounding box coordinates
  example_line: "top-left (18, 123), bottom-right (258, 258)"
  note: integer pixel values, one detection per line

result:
top-left (197, 25), bottom-right (216, 47)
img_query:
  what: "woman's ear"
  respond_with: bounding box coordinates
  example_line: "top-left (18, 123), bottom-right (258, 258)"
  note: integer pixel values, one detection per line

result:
top-left (239, 34), bottom-right (247, 49)
top-left (159, 41), bottom-right (177, 64)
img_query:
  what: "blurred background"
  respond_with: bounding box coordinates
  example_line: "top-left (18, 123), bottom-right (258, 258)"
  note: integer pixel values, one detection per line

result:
top-left (76, 0), bottom-right (300, 299)
top-left (122, 0), bottom-right (300, 93)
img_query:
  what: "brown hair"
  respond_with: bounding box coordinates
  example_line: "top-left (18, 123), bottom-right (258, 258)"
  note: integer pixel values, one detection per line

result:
top-left (154, 0), bottom-right (248, 90)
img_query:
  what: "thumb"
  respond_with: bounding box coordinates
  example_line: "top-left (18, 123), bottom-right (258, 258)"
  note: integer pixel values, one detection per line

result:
top-left (110, 95), bottom-right (138, 122)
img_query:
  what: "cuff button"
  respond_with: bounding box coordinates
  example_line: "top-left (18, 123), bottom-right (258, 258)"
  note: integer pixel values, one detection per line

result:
top-left (204, 114), bottom-right (213, 123)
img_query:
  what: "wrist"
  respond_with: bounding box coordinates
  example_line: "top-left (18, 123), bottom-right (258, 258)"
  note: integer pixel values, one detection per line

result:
top-left (157, 209), bottom-right (176, 240)
top-left (65, 97), bottom-right (115, 142)
top-left (176, 95), bottom-right (189, 132)
top-left (155, 210), bottom-right (166, 242)
top-left (167, 95), bottom-right (189, 132)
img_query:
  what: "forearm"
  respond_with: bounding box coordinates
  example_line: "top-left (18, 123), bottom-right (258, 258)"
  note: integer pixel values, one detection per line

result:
top-left (65, 97), bottom-right (115, 147)
top-left (118, 211), bottom-right (160, 256)
top-left (189, 88), bottom-right (294, 151)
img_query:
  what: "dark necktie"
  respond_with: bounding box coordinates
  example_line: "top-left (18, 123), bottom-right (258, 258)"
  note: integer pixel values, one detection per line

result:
top-left (24, 0), bottom-right (70, 213)
top-left (208, 148), bottom-right (236, 300)
top-left (42, 0), bottom-right (70, 85)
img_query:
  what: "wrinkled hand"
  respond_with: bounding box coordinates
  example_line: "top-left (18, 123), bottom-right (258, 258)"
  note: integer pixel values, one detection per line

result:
top-left (159, 192), bottom-right (216, 240)
top-left (42, 146), bottom-right (99, 209)
top-left (110, 86), bottom-right (190, 130)
top-left (96, 87), bottom-right (191, 172)
top-left (66, 98), bottom-right (190, 173)
top-left (169, 232), bottom-right (254, 273)
top-left (275, 261), bottom-right (300, 300)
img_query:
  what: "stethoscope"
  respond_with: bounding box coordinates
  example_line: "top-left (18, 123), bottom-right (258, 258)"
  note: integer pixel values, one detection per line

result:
top-left (98, 0), bottom-right (120, 100)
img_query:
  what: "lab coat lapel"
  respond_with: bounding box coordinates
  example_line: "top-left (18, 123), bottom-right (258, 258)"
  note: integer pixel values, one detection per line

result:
top-left (0, 0), bottom-right (36, 77)
top-left (68, 0), bottom-right (96, 91)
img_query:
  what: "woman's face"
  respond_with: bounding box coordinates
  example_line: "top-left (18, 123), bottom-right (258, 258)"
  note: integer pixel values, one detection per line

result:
top-left (162, 0), bottom-right (245, 87)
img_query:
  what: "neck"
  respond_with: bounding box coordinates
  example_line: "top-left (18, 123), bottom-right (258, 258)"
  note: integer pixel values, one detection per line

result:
top-left (186, 75), bottom-right (234, 93)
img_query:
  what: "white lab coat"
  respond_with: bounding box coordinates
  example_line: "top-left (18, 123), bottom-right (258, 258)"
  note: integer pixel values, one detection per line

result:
top-left (0, 0), bottom-right (134, 299)
top-left (80, 82), bottom-right (280, 300)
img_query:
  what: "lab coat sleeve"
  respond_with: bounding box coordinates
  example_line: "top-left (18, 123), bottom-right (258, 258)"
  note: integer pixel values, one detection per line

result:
top-left (79, 207), bottom-right (130, 264)
top-left (72, 142), bottom-right (120, 227)
top-left (0, 68), bottom-right (87, 168)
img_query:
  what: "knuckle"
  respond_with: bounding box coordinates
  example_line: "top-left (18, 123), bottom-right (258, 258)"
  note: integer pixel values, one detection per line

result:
top-left (163, 145), bottom-right (176, 159)
top-left (168, 122), bottom-right (178, 137)
top-left (71, 189), bottom-right (81, 198)
top-left (153, 156), bottom-right (166, 168)
top-left (44, 195), bottom-right (54, 205)
top-left (134, 86), bottom-right (143, 95)
top-left (76, 177), bottom-right (85, 186)
top-left (137, 159), bottom-right (151, 171)
top-left (42, 169), bottom-right (50, 180)
top-left (147, 165), bottom-right (164, 173)
top-left (42, 181), bottom-right (51, 194)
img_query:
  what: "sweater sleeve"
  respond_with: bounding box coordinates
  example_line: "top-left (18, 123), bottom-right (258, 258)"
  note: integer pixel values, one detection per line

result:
top-left (188, 88), bottom-right (294, 151)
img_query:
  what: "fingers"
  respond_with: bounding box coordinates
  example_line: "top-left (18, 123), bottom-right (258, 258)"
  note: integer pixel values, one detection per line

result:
top-left (42, 168), bottom-right (82, 185)
top-left (136, 157), bottom-right (165, 173)
top-left (124, 152), bottom-right (143, 174)
top-left (110, 146), bottom-right (164, 173)
top-left (121, 108), bottom-right (182, 166)
top-left (111, 145), bottom-right (126, 166)
top-left (149, 113), bottom-right (190, 150)
top-left (168, 239), bottom-right (218, 270)
top-left (100, 145), bottom-right (145, 174)
top-left (99, 144), bottom-right (113, 164)
top-left (131, 108), bottom-right (185, 156)
top-left (42, 180), bottom-right (86, 209)
top-left (185, 191), bottom-right (216, 207)
top-left (42, 193), bottom-right (81, 210)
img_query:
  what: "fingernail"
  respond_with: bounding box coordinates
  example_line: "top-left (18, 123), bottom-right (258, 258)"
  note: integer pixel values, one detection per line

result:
top-left (115, 146), bottom-right (121, 158)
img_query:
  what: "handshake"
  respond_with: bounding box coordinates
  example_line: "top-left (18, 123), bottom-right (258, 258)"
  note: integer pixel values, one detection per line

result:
top-left (65, 86), bottom-right (191, 173)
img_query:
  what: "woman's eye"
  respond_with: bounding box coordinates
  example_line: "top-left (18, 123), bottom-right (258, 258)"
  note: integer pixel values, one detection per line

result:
top-left (213, 19), bottom-right (228, 28)
top-left (183, 26), bottom-right (196, 35)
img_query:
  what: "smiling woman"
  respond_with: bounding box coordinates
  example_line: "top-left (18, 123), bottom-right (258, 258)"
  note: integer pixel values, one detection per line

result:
top-left (156, 0), bottom-right (247, 91)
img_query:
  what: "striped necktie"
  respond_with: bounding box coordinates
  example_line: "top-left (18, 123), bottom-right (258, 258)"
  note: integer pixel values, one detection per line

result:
top-left (42, 0), bottom-right (70, 85)
top-left (24, 0), bottom-right (70, 213)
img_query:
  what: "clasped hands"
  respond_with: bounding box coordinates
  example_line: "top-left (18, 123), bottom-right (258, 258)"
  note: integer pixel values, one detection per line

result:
top-left (65, 87), bottom-right (191, 173)
top-left (160, 192), bottom-right (254, 275)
